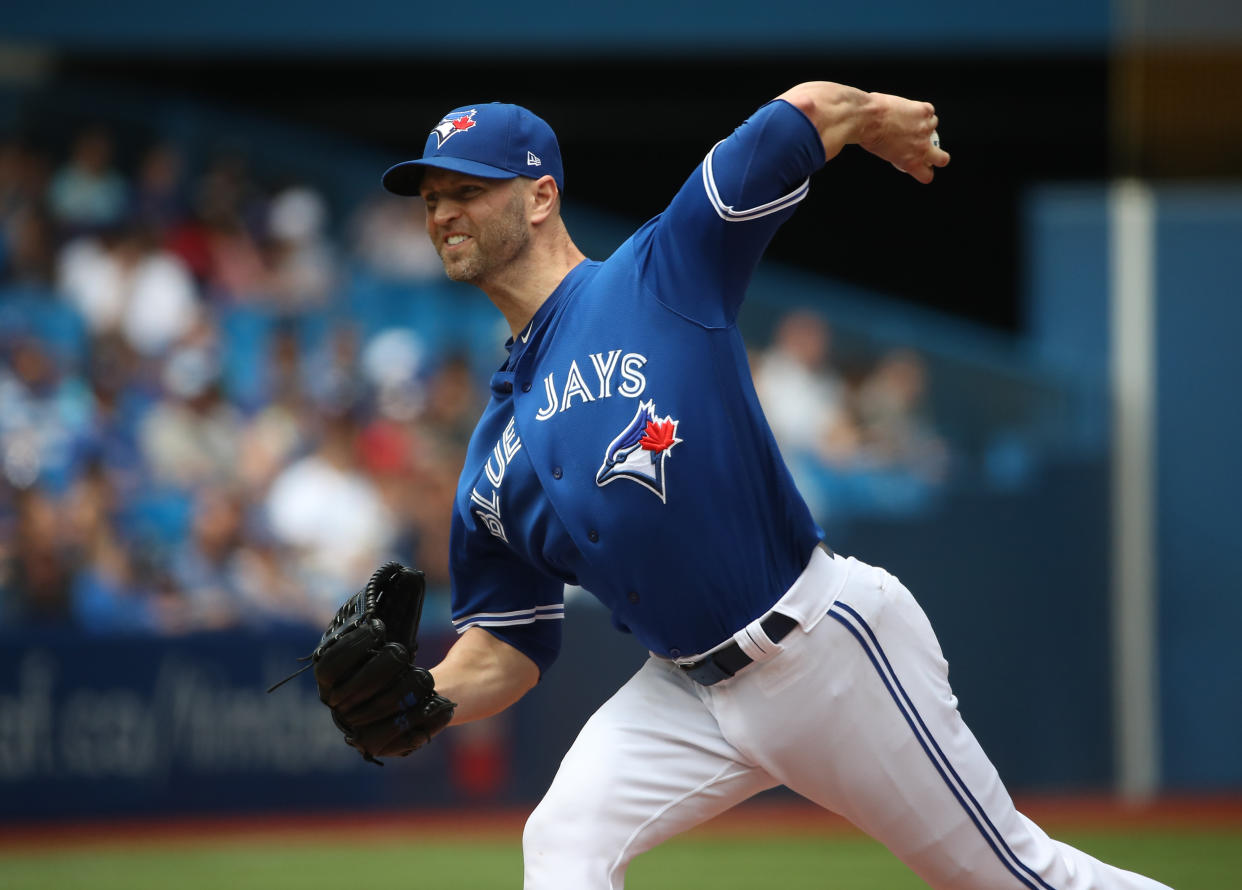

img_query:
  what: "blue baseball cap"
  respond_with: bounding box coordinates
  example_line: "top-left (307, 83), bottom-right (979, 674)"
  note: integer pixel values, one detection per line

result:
top-left (382, 102), bottom-right (564, 197)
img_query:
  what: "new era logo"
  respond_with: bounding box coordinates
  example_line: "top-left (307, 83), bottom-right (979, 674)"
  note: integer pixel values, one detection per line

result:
top-left (527, 151), bottom-right (542, 167)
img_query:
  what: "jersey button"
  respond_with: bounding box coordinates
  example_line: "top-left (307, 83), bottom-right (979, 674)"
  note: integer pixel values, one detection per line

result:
top-left (552, 466), bottom-right (563, 479)
top-left (521, 382), bottom-right (532, 393)
top-left (588, 529), bottom-right (599, 542)
top-left (627, 591), bottom-right (640, 604)
top-left (669, 648), bottom-right (681, 658)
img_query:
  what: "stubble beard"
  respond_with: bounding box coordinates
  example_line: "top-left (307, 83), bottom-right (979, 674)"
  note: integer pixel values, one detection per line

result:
top-left (440, 190), bottom-right (530, 285)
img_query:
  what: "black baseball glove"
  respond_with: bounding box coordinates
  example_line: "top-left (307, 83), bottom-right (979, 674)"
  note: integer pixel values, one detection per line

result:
top-left (268, 561), bottom-right (457, 765)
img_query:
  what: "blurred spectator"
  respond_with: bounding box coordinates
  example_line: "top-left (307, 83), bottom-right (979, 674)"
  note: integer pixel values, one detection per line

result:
top-left (360, 325), bottom-right (428, 424)
top-left (62, 455), bottom-right (118, 549)
top-left (1, 139), bottom-right (56, 286)
top-left (753, 308), bottom-right (858, 465)
top-left (261, 319), bottom-right (308, 406)
top-left (3, 487), bottom-right (74, 624)
top-left (163, 208), bottom-right (215, 288)
top-left (46, 126), bottom-right (129, 235)
top-left (203, 216), bottom-right (270, 303)
top-left (70, 522), bottom-right (157, 634)
top-left (305, 319), bottom-right (367, 414)
top-left (235, 322), bottom-right (312, 491)
top-left (420, 351), bottom-right (485, 452)
top-left (121, 141), bottom-right (209, 284)
top-left (0, 334), bottom-right (93, 493)
top-left (193, 148), bottom-right (266, 234)
top-left (395, 440), bottom-right (466, 594)
top-left (0, 138), bottom-right (41, 224)
top-left (263, 184), bottom-right (338, 311)
top-left (854, 348), bottom-right (949, 482)
top-left (263, 406), bottom-right (397, 620)
top-left (76, 333), bottom-right (153, 500)
top-left (231, 527), bottom-right (319, 628)
top-left (62, 457), bottom-right (162, 634)
top-left (164, 486), bottom-right (248, 631)
top-left (347, 193), bottom-right (442, 282)
top-left (130, 141), bottom-right (189, 236)
top-left (191, 150), bottom-right (271, 304)
top-left (1, 205), bottom-right (57, 287)
top-left (138, 343), bottom-right (244, 490)
top-left (56, 221), bottom-right (202, 357)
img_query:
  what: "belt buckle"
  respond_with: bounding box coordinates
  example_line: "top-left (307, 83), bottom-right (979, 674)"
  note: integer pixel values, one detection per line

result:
top-left (677, 655), bottom-right (733, 686)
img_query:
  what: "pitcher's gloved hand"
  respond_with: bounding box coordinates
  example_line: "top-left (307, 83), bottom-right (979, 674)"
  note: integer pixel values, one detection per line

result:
top-left (270, 561), bottom-right (456, 765)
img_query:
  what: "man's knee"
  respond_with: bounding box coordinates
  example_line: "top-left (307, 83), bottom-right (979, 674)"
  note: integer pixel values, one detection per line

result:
top-left (523, 794), bottom-right (625, 889)
top-left (523, 794), bottom-right (607, 861)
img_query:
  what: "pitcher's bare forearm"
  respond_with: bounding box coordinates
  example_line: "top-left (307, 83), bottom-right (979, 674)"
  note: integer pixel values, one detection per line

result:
top-left (429, 626), bottom-right (541, 725)
top-left (776, 81), bottom-right (950, 183)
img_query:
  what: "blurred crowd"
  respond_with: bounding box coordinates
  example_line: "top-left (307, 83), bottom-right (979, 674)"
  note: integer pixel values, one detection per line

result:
top-left (0, 122), bottom-right (949, 637)
top-left (751, 308), bottom-right (950, 523)
top-left (0, 124), bottom-right (484, 634)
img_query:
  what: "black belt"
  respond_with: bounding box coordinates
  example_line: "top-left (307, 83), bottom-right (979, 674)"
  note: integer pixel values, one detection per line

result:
top-left (677, 542), bottom-right (832, 687)
top-left (678, 611), bottom-right (799, 686)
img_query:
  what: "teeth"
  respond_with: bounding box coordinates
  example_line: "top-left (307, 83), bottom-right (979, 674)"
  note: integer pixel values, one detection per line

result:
top-left (446, 234), bottom-right (468, 245)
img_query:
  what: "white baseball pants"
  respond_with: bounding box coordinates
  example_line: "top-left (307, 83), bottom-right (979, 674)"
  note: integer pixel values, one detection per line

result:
top-left (523, 549), bottom-right (1173, 890)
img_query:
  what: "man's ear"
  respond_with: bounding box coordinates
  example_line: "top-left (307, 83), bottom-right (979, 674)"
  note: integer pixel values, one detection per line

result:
top-left (528, 175), bottom-right (560, 224)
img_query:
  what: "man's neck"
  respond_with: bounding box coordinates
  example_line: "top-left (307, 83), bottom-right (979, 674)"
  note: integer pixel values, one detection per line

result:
top-left (481, 237), bottom-right (587, 339)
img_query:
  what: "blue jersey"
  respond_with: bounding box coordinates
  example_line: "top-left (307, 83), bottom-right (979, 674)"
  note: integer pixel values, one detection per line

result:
top-left (449, 98), bottom-right (828, 674)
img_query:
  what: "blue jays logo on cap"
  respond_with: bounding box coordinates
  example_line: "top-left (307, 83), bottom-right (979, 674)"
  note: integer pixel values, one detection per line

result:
top-left (382, 102), bottom-right (564, 197)
top-left (596, 400), bottom-right (683, 503)
top-left (431, 110), bottom-right (478, 149)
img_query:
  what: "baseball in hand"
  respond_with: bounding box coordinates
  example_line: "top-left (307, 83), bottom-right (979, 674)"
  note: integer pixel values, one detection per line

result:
top-left (931, 130), bottom-right (940, 149)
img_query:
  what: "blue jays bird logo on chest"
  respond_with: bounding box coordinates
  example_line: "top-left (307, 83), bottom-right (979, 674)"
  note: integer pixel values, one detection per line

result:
top-left (596, 400), bottom-right (682, 503)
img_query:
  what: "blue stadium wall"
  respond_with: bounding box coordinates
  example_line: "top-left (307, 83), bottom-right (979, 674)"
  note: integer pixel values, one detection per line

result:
top-left (1026, 183), bottom-right (1242, 791)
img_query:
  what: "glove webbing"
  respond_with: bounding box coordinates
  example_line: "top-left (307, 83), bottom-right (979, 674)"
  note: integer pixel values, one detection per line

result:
top-left (265, 588), bottom-right (374, 693)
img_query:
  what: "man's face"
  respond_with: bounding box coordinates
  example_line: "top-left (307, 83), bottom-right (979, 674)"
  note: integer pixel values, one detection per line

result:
top-left (419, 169), bottom-right (530, 284)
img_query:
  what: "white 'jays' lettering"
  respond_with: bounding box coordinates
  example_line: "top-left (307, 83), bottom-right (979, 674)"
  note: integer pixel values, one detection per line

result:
top-left (472, 416), bottom-right (521, 542)
top-left (535, 350), bottom-right (647, 421)
top-left (589, 350), bottom-right (622, 398)
top-left (561, 360), bottom-right (595, 410)
top-left (617, 353), bottom-right (647, 397)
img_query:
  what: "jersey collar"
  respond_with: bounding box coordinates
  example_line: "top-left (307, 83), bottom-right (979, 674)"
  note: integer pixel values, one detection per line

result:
top-left (502, 258), bottom-right (593, 371)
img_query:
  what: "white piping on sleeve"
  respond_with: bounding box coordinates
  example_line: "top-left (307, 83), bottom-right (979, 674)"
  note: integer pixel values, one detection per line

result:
top-left (700, 140), bottom-right (811, 222)
top-left (453, 604), bottom-right (565, 632)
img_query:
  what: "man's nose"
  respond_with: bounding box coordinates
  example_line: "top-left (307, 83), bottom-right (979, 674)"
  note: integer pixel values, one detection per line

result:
top-left (431, 200), bottom-right (461, 225)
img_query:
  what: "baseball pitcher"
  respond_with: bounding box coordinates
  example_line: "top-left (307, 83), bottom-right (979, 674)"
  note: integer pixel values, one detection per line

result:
top-left (295, 82), bottom-right (1173, 890)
